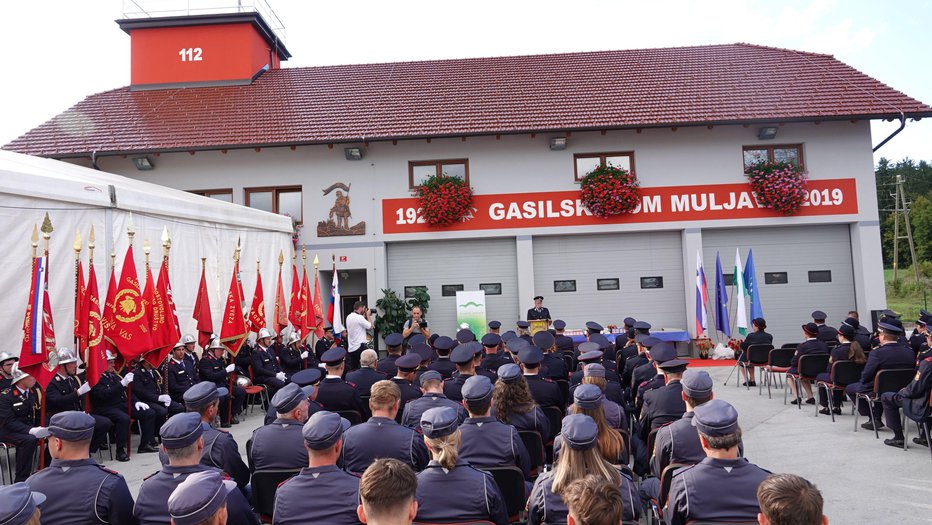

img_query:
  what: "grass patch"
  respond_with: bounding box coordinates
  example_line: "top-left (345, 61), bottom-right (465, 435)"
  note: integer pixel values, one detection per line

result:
top-left (884, 268), bottom-right (931, 322)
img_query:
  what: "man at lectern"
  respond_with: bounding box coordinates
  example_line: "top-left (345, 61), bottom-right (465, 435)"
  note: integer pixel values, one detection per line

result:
top-left (527, 296), bottom-right (551, 324)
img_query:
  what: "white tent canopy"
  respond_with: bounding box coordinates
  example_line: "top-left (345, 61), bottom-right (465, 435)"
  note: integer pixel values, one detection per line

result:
top-left (0, 150), bottom-right (296, 360)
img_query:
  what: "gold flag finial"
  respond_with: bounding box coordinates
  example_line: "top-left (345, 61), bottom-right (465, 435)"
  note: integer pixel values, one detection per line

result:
top-left (73, 229), bottom-right (82, 254)
top-left (31, 224), bottom-right (38, 258)
top-left (201, 257), bottom-right (206, 269)
top-left (143, 237), bottom-right (151, 256)
top-left (313, 254), bottom-right (320, 270)
top-left (234, 237), bottom-right (241, 262)
top-left (278, 250), bottom-right (284, 266)
top-left (88, 225), bottom-right (96, 263)
top-left (126, 213), bottom-right (135, 244)
top-left (41, 213), bottom-right (53, 253)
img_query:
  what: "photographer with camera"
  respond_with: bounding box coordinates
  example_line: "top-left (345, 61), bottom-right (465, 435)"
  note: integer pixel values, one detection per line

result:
top-left (403, 306), bottom-right (431, 342)
top-left (346, 301), bottom-right (374, 371)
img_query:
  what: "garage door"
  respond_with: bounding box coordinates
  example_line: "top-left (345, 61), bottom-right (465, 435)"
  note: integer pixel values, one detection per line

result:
top-left (703, 225), bottom-right (855, 346)
top-left (387, 238), bottom-right (519, 337)
top-left (532, 232), bottom-right (686, 332)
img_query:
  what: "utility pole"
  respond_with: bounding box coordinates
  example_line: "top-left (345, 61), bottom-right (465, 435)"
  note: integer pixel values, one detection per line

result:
top-left (891, 174), bottom-right (920, 283)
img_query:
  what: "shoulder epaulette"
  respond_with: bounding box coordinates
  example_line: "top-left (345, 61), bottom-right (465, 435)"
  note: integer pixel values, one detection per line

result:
top-left (346, 381), bottom-right (357, 388)
top-left (1, 388), bottom-right (11, 395)
top-left (96, 464), bottom-right (121, 475)
top-left (143, 470), bottom-right (162, 480)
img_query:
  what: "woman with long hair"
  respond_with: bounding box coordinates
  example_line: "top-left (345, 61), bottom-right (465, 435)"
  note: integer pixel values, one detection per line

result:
top-left (527, 414), bottom-right (639, 524)
top-left (414, 407), bottom-right (509, 525)
top-left (492, 364), bottom-right (552, 440)
top-left (817, 321), bottom-right (868, 415)
top-left (557, 384), bottom-right (627, 465)
top-left (575, 364), bottom-right (627, 431)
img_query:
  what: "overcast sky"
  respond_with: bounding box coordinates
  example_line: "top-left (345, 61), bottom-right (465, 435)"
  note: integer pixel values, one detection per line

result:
top-left (1, 0), bottom-right (929, 165)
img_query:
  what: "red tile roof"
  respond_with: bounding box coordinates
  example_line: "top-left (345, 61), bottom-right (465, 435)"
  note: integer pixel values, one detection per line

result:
top-left (6, 43), bottom-right (931, 158)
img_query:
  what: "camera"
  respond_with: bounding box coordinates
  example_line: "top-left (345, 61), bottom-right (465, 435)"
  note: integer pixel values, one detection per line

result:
top-left (369, 308), bottom-right (377, 315)
top-left (417, 319), bottom-right (428, 328)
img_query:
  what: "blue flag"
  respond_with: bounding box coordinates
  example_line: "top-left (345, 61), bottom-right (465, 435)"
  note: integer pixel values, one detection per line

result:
top-left (744, 248), bottom-right (764, 320)
top-left (715, 252), bottom-right (731, 337)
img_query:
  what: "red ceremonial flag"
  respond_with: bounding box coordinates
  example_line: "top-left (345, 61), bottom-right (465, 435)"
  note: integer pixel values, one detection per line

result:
top-left (311, 269), bottom-right (325, 339)
top-left (106, 246), bottom-right (153, 362)
top-left (249, 272), bottom-right (266, 332)
top-left (192, 265), bottom-right (214, 350)
top-left (220, 261), bottom-right (248, 355)
top-left (85, 263), bottom-right (108, 386)
top-left (74, 260), bottom-right (87, 351)
top-left (272, 264), bottom-right (288, 335)
top-left (299, 267), bottom-right (310, 338)
top-left (102, 266), bottom-right (118, 354)
top-left (288, 261), bottom-right (301, 332)
top-left (146, 258), bottom-right (181, 367)
top-left (19, 255), bottom-right (58, 388)
top-left (142, 265), bottom-right (156, 337)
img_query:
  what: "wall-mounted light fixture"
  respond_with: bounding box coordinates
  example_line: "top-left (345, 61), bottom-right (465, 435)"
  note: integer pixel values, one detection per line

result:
top-left (758, 126), bottom-right (778, 140)
top-left (549, 137), bottom-right (567, 150)
top-left (344, 147), bottom-right (363, 161)
top-left (132, 156), bottom-right (155, 170)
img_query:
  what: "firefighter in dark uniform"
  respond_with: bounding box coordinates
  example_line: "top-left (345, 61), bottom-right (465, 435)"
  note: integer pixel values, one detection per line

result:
top-left (0, 483), bottom-right (44, 525)
top-left (457, 375), bottom-right (531, 480)
top-left (0, 365), bottom-right (43, 482)
top-left (638, 348), bottom-right (688, 442)
top-left (0, 351), bottom-right (19, 391)
top-left (487, 320), bottom-right (502, 334)
top-left (279, 330), bottom-right (309, 378)
top-left (251, 327), bottom-right (287, 399)
top-left (812, 310), bottom-right (838, 344)
top-left (391, 353), bottom-right (423, 423)
top-left (443, 344), bottom-right (479, 402)
top-left (615, 328), bottom-right (639, 371)
top-left (264, 367), bottom-right (323, 425)
top-left (314, 326), bottom-right (335, 363)
top-left (588, 334), bottom-right (618, 373)
top-left (25, 411), bottom-right (136, 524)
top-left (167, 339), bottom-right (197, 404)
top-left (91, 350), bottom-right (159, 460)
top-left (135, 412), bottom-right (257, 525)
top-left (535, 330), bottom-right (569, 380)
top-left (198, 338), bottom-right (245, 427)
top-left (663, 400), bottom-right (770, 525)
top-left (249, 383), bottom-right (313, 472)
top-left (46, 347), bottom-right (111, 454)
top-left (181, 333), bottom-right (201, 380)
top-left (738, 318), bottom-right (774, 387)
top-left (133, 353), bottom-right (184, 433)
top-left (527, 295), bottom-right (551, 323)
top-left (572, 344), bottom-right (621, 385)
top-left (909, 313), bottom-right (930, 355)
top-left (167, 470), bottom-right (243, 525)
top-left (634, 342), bottom-right (678, 410)
top-left (316, 347), bottom-right (366, 415)
top-left (623, 335), bottom-right (657, 392)
top-left (428, 335), bottom-right (458, 378)
top-left (401, 370), bottom-right (468, 431)
top-left (552, 320), bottom-right (575, 356)
top-left (480, 333), bottom-right (513, 372)
top-left (470, 341), bottom-right (497, 382)
top-left (881, 329), bottom-right (932, 447)
top-left (516, 320), bottom-right (533, 343)
top-left (347, 349), bottom-right (387, 415)
top-left (846, 320), bottom-right (917, 430)
top-left (377, 333), bottom-right (404, 376)
top-left (519, 345), bottom-right (564, 408)
top-left (787, 323), bottom-right (831, 405)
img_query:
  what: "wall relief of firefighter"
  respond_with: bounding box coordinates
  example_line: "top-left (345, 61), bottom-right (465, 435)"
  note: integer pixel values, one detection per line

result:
top-left (318, 182), bottom-right (366, 237)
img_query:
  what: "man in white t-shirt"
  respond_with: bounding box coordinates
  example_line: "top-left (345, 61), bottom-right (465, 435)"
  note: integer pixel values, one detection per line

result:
top-left (345, 301), bottom-right (373, 371)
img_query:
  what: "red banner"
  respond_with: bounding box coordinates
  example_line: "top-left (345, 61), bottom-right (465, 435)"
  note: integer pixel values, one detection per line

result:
top-left (311, 271), bottom-right (325, 339)
top-left (74, 260), bottom-right (87, 351)
top-left (298, 268), bottom-right (310, 338)
top-left (102, 267), bottom-right (118, 355)
top-left (146, 257), bottom-right (181, 367)
top-left (220, 261), bottom-right (248, 355)
top-left (273, 266), bottom-right (288, 335)
top-left (288, 262), bottom-right (302, 334)
top-left (249, 272), bottom-right (266, 333)
top-left (192, 266), bottom-right (214, 349)
top-left (19, 256), bottom-right (58, 388)
top-left (85, 263), bottom-right (107, 386)
top-left (103, 246), bottom-right (153, 362)
top-left (382, 178), bottom-right (859, 234)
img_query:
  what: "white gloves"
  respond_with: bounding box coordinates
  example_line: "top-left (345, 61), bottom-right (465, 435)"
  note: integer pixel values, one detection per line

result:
top-left (158, 394), bottom-right (171, 406)
top-left (135, 401), bottom-right (150, 411)
top-left (300, 351), bottom-right (308, 359)
top-left (225, 364), bottom-right (235, 373)
top-left (29, 427), bottom-right (50, 439)
top-left (77, 383), bottom-right (91, 395)
top-left (275, 372), bottom-right (286, 381)
top-left (120, 372), bottom-right (134, 387)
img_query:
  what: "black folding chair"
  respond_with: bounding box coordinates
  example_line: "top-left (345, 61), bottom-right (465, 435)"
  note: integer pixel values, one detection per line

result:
top-left (562, 353), bottom-right (576, 375)
top-left (540, 405), bottom-right (564, 465)
top-left (762, 348), bottom-right (794, 399)
top-left (781, 343), bottom-right (799, 350)
top-left (480, 465), bottom-right (526, 523)
top-left (740, 344), bottom-right (774, 393)
top-left (815, 360), bottom-right (864, 421)
top-left (555, 379), bottom-right (570, 405)
top-left (853, 368), bottom-right (915, 438)
top-left (652, 463), bottom-right (691, 523)
top-left (335, 410), bottom-right (364, 426)
top-left (785, 354), bottom-right (830, 409)
top-left (518, 430), bottom-right (545, 477)
top-left (902, 390), bottom-right (932, 460)
top-left (251, 469), bottom-right (300, 522)
top-left (646, 427), bottom-right (661, 460)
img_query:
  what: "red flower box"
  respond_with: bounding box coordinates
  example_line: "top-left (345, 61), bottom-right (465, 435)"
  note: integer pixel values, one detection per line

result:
top-left (744, 161), bottom-right (808, 215)
top-left (416, 174), bottom-right (474, 227)
top-left (579, 165), bottom-right (641, 219)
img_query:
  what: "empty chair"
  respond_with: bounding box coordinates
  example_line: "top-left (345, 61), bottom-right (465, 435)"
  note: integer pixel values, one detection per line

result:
top-left (762, 348), bottom-right (794, 399)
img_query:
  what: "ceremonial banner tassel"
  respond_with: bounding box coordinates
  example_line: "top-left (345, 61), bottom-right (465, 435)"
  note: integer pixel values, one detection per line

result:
top-left (220, 241), bottom-right (248, 355)
top-left (272, 250), bottom-right (288, 335)
top-left (299, 248), bottom-right (310, 338)
top-left (19, 216), bottom-right (58, 388)
top-left (288, 253), bottom-right (302, 333)
top-left (85, 226), bottom-right (107, 387)
top-left (107, 218), bottom-right (153, 362)
top-left (192, 258), bottom-right (214, 350)
top-left (311, 255), bottom-right (325, 339)
top-left (249, 259), bottom-right (267, 333)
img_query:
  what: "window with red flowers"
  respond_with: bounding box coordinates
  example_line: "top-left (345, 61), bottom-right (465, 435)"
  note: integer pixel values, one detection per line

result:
top-left (408, 159), bottom-right (469, 189)
top-left (742, 144), bottom-right (805, 171)
top-left (574, 152), bottom-right (635, 181)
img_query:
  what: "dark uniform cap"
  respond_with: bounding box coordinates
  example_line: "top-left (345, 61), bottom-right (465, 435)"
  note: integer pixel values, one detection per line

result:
top-left (881, 309), bottom-right (901, 319)
top-left (481, 333), bottom-right (502, 347)
top-left (419, 370), bottom-right (443, 383)
top-left (518, 346), bottom-right (544, 365)
top-left (168, 470), bottom-right (237, 525)
top-left (497, 363), bottom-right (521, 383)
top-left (532, 331), bottom-right (555, 349)
top-left (321, 346), bottom-right (347, 365)
top-left (878, 321), bottom-right (904, 335)
top-left (456, 329), bottom-right (476, 344)
top-left (408, 334), bottom-right (427, 346)
top-left (506, 338), bottom-right (530, 353)
top-left (918, 317), bottom-right (928, 327)
top-left (650, 342), bottom-right (677, 363)
top-left (429, 333), bottom-right (440, 344)
top-left (589, 334), bottom-right (612, 350)
top-left (160, 412), bottom-right (204, 449)
top-left (414, 343), bottom-right (436, 363)
top-left (585, 321), bottom-right (603, 332)
top-left (691, 399), bottom-right (740, 437)
top-left (811, 310), bottom-right (827, 320)
top-left (573, 383), bottom-right (604, 410)
top-left (681, 370), bottom-right (714, 397)
top-left (451, 344), bottom-right (476, 364)
top-left (323, 325), bottom-right (333, 333)
top-left (0, 483), bottom-right (45, 525)
top-left (395, 353), bottom-right (422, 371)
top-left (466, 341), bottom-right (483, 356)
top-left (552, 319), bottom-right (566, 330)
top-left (302, 411), bottom-right (351, 450)
top-left (842, 317), bottom-right (860, 330)
top-left (434, 336), bottom-right (455, 351)
top-left (291, 368), bottom-right (322, 387)
top-left (838, 323), bottom-right (856, 338)
top-left (623, 317), bottom-right (637, 327)
top-left (802, 322), bottom-right (820, 336)
top-left (583, 363), bottom-right (605, 378)
top-left (516, 320), bottom-right (530, 329)
top-left (638, 335), bottom-right (662, 348)
top-left (578, 350), bottom-right (603, 362)
top-left (47, 411), bottom-right (95, 441)
top-left (272, 383), bottom-right (315, 413)
top-left (461, 375), bottom-right (494, 402)
top-left (488, 320), bottom-right (502, 329)
top-left (420, 406), bottom-right (460, 439)
top-left (533, 295), bottom-right (544, 301)
top-left (384, 333), bottom-right (404, 347)
top-left (183, 382), bottom-right (229, 410)
top-left (634, 321), bottom-right (652, 331)
top-left (561, 414), bottom-right (599, 450)
top-left (577, 342), bottom-right (600, 354)
top-left (501, 331), bottom-right (517, 343)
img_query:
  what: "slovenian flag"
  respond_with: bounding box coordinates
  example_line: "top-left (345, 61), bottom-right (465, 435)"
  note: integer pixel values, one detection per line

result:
top-left (329, 261), bottom-right (344, 340)
top-left (695, 250), bottom-right (710, 337)
top-left (734, 248), bottom-right (748, 336)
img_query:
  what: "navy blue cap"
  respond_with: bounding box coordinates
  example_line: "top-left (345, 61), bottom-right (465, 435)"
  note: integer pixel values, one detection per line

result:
top-left (577, 342), bottom-right (600, 354)
top-left (384, 333), bottom-right (403, 347)
top-left (408, 334), bottom-right (427, 346)
top-left (488, 320), bottom-right (502, 329)
top-left (505, 338), bottom-right (530, 353)
top-left (419, 370), bottom-right (443, 383)
top-left (429, 333), bottom-right (440, 344)
top-left (497, 363), bottom-right (521, 383)
top-left (578, 350), bottom-right (603, 362)
top-left (918, 317), bottom-right (928, 326)
top-left (272, 383), bottom-right (315, 413)
top-left (518, 346), bottom-right (544, 365)
top-left (650, 342), bottom-right (677, 363)
top-left (501, 331), bottom-right (517, 343)
top-left (561, 414), bottom-right (599, 450)
top-left (321, 346), bottom-right (347, 365)
top-left (160, 412), bottom-right (204, 449)
top-left (168, 470), bottom-right (236, 525)
top-left (802, 322), bottom-right (820, 336)
top-left (583, 363), bottom-right (605, 378)
top-left (681, 370), bottom-right (714, 398)
top-left (47, 411), bottom-right (95, 441)
top-left (589, 333), bottom-right (611, 350)
top-left (881, 309), bottom-right (901, 319)
top-left (533, 295), bottom-right (544, 301)
top-left (811, 310), bottom-right (827, 320)
top-left (462, 375), bottom-right (494, 402)
top-left (291, 368), bottom-right (322, 387)
top-left (839, 323), bottom-right (856, 338)
top-left (692, 399), bottom-right (740, 437)
top-left (183, 381), bottom-right (228, 410)
top-left (420, 406), bottom-right (460, 439)
top-left (878, 321), bottom-right (904, 335)
top-left (532, 331), bottom-right (555, 349)
top-left (639, 336), bottom-right (662, 348)
top-left (481, 333), bottom-right (502, 347)
top-left (0, 483), bottom-right (45, 525)
top-left (585, 321), bottom-right (603, 332)
top-left (516, 320), bottom-right (530, 329)
top-left (634, 321), bottom-right (652, 331)
top-left (451, 344), bottom-right (475, 364)
top-left (303, 411), bottom-right (351, 450)
top-left (434, 336), bottom-right (455, 351)
top-left (552, 319), bottom-right (566, 330)
top-left (412, 343), bottom-right (436, 363)
top-left (573, 383), bottom-right (604, 410)
top-left (456, 329), bottom-right (476, 344)
top-left (466, 341), bottom-right (484, 356)
top-left (623, 317), bottom-right (637, 327)
top-left (396, 353), bottom-right (421, 371)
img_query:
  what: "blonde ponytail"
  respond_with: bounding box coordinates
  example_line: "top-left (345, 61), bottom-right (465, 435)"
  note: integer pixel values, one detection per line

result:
top-left (427, 430), bottom-right (462, 470)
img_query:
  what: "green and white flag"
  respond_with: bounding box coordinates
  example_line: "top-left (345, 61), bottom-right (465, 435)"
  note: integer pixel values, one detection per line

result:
top-left (734, 248), bottom-right (748, 336)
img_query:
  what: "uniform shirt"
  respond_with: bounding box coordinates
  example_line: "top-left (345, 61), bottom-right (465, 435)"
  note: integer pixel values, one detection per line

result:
top-left (0, 385), bottom-right (39, 434)
top-left (273, 465), bottom-right (360, 525)
top-left (859, 342), bottom-right (916, 386)
top-left (249, 418), bottom-right (308, 471)
top-left (183, 352), bottom-right (201, 379)
top-left (640, 380), bottom-right (686, 441)
top-left (428, 357), bottom-right (458, 379)
top-left (314, 338), bottom-right (333, 363)
top-left (198, 354), bottom-right (232, 387)
top-left (0, 375), bottom-right (11, 391)
top-left (651, 411), bottom-right (705, 478)
top-left (541, 353), bottom-right (569, 380)
top-left (278, 345), bottom-right (305, 376)
top-left (132, 365), bottom-right (164, 406)
top-left (346, 311), bottom-right (371, 352)
top-left (789, 339), bottom-right (830, 374)
top-left (90, 371), bottom-right (130, 409)
top-left (527, 307), bottom-right (551, 321)
top-left (897, 357), bottom-right (932, 421)
top-left (26, 457), bottom-right (136, 525)
top-left (341, 416), bottom-right (429, 474)
top-left (555, 335), bottom-right (575, 355)
top-left (392, 377), bottom-right (423, 411)
top-left (316, 376), bottom-right (366, 415)
top-left (458, 415), bottom-right (531, 479)
top-left (496, 404), bottom-right (552, 441)
top-left (740, 330), bottom-right (774, 351)
top-left (166, 358), bottom-right (196, 398)
top-left (663, 457), bottom-right (770, 525)
top-left (443, 373), bottom-right (472, 402)
top-left (909, 330), bottom-right (928, 355)
top-left (415, 459), bottom-right (509, 525)
top-left (46, 373), bottom-right (84, 415)
top-left (160, 423), bottom-right (251, 490)
top-left (480, 353), bottom-right (513, 375)
top-left (251, 346), bottom-right (283, 382)
top-left (527, 469), bottom-right (639, 525)
top-left (346, 367), bottom-right (387, 399)
top-left (623, 354), bottom-right (648, 388)
top-left (827, 342), bottom-right (852, 372)
top-left (401, 392), bottom-right (468, 431)
top-left (524, 374), bottom-right (564, 408)
top-left (134, 464), bottom-right (258, 525)
top-left (376, 354), bottom-right (400, 376)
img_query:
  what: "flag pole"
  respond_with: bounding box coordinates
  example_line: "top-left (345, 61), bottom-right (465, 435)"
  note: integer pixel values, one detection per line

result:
top-left (125, 216), bottom-right (135, 451)
top-left (229, 242), bottom-right (240, 425)
top-left (38, 214), bottom-right (54, 469)
top-left (73, 229), bottom-right (82, 352)
top-left (313, 254), bottom-right (320, 357)
top-left (278, 249), bottom-right (284, 336)
top-left (86, 226), bottom-right (96, 409)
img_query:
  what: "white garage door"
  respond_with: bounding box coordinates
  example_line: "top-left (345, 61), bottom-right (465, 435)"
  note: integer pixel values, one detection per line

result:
top-left (703, 225), bottom-right (856, 346)
top-left (387, 238), bottom-right (519, 337)
top-left (532, 232), bottom-right (687, 332)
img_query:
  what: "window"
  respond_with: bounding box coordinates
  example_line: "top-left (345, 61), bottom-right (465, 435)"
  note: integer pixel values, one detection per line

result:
top-left (404, 286), bottom-right (427, 299)
top-left (554, 280), bottom-right (577, 293)
top-left (640, 276), bottom-right (664, 289)
top-left (723, 273), bottom-right (735, 286)
top-left (808, 270), bottom-right (832, 283)
top-left (479, 283), bottom-right (502, 296)
top-left (408, 159), bottom-right (469, 188)
top-left (441, 284), bottom-right (464, 297)
top-left (245, 186), bottom-right (303, 223)
top-left (764, 272), bottom-right (788, 285)
top-left (597, 278), bottom-right (620, 291)
top-left (742, 144), bottom-right (804, 171)
top-left (574, 151), bottom-right (635, 181)
top-left (190, 189), bottom-right (233, 202)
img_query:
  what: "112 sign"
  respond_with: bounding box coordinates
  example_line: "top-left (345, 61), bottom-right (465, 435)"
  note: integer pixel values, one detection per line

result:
top-left (178, 47), bottom-right (203, 62)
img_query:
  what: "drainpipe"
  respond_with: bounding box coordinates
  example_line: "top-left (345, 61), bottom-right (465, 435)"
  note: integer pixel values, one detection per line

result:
top-left (90, 150), bottom-right (101, 170)
top-left (873, 112), bottom-right (906, 152)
